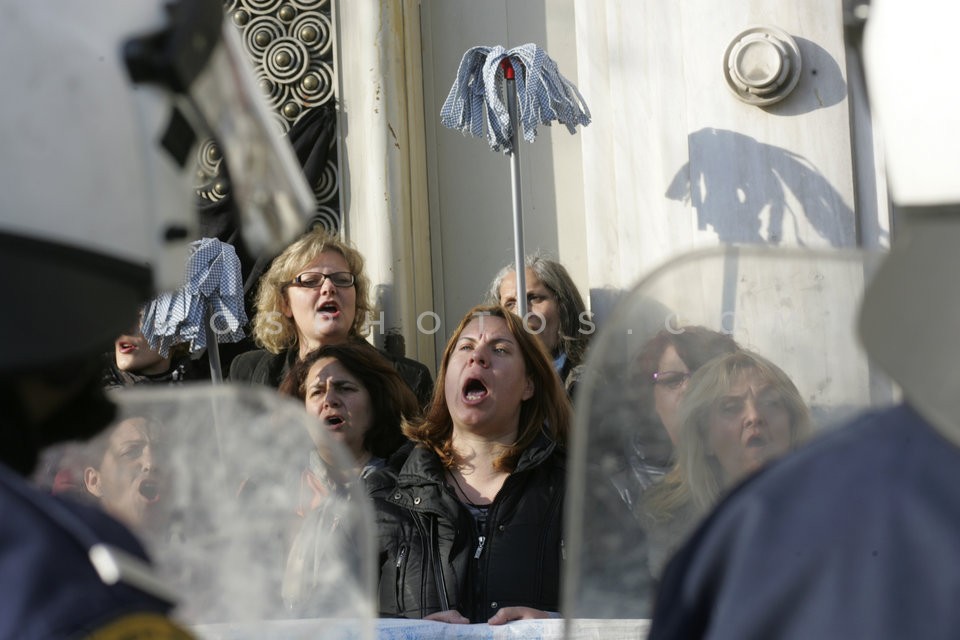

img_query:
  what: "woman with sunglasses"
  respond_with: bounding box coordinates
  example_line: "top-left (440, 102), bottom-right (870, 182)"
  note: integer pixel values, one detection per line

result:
top-left (229, 227), bottom-right (433, 407)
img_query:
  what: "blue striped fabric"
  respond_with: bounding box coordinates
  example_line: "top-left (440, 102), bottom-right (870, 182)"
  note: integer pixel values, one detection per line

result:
top-left (141, 238), bottom-right (247, 357)
top-left (440, 43), bottom-right (591, 153)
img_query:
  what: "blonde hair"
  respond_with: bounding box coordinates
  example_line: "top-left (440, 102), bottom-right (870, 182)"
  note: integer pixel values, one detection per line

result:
top-left (251, 228), bottom-right (373, 353)
top-left (644, 350), bottom-right (811, 520)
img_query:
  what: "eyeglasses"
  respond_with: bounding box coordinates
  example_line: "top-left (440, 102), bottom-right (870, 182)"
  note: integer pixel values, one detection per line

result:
top-left (651, 371), bottom-right (691, 389)
top-left (289, 271), bottom-right (355, 289)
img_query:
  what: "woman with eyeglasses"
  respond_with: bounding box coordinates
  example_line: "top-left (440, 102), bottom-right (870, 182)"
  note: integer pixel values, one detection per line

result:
top-left (610, 326), bottom-right (741, 512)
top-left (639, 327), bottom-right (740, 445)
top-left (639, 350), bottom-right (811, 576)
top-left (575, 326), bottom-right (741, 618)
top-left (229, 227), bottom-right (433, 407)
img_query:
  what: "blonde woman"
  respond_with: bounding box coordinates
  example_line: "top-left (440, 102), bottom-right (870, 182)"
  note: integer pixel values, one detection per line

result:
top-left (229, 227), bottom-right (432, 407)
top-left (642, 350), bottom-right (811, 574)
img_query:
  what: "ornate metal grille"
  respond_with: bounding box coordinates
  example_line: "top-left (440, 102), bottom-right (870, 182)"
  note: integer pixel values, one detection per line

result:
top-left (196, 0), bottom-right (340, 234)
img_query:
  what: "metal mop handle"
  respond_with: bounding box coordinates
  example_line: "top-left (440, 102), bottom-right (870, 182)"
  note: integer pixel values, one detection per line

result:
top-left (501, 58), bottom-right (528, 320)
top-left (205, 299), bottom-right (224, 384)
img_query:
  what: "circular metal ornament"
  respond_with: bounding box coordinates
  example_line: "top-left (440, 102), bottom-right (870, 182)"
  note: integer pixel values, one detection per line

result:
top-left (194, 137), bottom-right (228, 205)
top-left (309, 205), bottom-right (340, 234)
top-left (290, 0), bottom-right (329, 11)
top-left (212, 0), bottom-right (340, 226)
top-left (723, 25), bottom-right (802, 106)
top-left (282, 101), bottom-right (302, 120)
top-left (196, 139), bottom-right (222, 176)
top-left (313, 160), bottom-right (339, 204)
top-left (255, 70), bottom-right (290, 112)
top-left (232, 9), bottom-right (251, 27)
top-left (243, 0), bottom-right (285, 16)
top-left (292, 61), bottom-right (334, 108)
top-left (291, 11), bottom-right (333, 56)
top-left (243, 15), bottom-right (285, 57)
top-left (277, 4), bottom-right (297, 23)
top-left (263, 36), bottom-right (311, 83)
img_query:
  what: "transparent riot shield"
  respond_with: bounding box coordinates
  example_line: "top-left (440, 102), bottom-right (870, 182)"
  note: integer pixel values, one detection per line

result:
top-left (35, 385), bottom-right (375, 640)
top-left (563, 246), bottom-right (896, 624)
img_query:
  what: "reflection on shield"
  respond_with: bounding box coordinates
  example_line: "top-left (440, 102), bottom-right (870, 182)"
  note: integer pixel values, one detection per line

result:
top-left (563, 246), bottom-right (897, 620)
top-left (42, 385), bottom-right (375, 636)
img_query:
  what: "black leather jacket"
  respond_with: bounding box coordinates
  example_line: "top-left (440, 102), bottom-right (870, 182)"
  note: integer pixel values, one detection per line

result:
top-left (366, 433), bottom-right (565, 622)
top-left (228, 342), bottom-right (434, 408)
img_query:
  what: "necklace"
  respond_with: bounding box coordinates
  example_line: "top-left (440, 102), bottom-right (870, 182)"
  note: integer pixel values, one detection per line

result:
top-left (447, 470), bottom-right (490, 509)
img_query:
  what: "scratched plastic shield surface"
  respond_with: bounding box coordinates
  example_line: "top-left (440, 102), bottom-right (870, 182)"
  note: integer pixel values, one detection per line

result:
top-left (563, 246), bottom-right (896, 622)
top-left (37, 385), bottom-right (375, 640)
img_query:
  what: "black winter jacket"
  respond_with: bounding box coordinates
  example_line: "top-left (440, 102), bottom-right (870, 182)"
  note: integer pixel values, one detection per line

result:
top-left (366, 433), bottom-right (565, 622)
top-left (227, 341), bottom-right (434, 408)
top-left (101, 354), bottom-right (204, 390)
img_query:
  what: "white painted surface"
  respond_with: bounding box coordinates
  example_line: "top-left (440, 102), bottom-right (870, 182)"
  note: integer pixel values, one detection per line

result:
top-left (420, 0), bottom-right (587, 358)
top-left (574, 0), bottom-right (866, 311)
top-left (338, 0), bottom-right (885, 370)
top-left (336, 0), bottom-right (436, 370)
top-left (864, 0), bottom-right (960, 205)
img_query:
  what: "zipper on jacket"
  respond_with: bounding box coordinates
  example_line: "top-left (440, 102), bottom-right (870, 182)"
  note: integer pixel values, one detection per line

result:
top-left (395, 544), bottom-right (407, 614)
top-left (474, 535), bottom-right (486, 560)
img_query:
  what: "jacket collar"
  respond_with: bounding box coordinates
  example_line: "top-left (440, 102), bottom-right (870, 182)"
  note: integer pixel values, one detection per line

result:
top-left (371, 431), bottom-right (561, 518)
top-left (391, 428), bottom-right (560, 490)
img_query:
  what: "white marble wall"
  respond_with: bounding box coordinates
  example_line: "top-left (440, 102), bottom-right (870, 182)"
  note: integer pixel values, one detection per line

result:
top-left (337, 0), bottom-right (888, 372)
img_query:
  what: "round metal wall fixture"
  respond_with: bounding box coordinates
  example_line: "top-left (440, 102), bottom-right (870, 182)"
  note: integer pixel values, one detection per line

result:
top-left (723, 26), bottom-right (802, 106)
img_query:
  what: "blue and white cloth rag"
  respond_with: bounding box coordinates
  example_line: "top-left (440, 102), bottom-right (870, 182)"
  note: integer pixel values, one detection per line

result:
top-left (141, 238), bottom-right (247, 357)
top-left (440, 43), bottom-right (591, 153)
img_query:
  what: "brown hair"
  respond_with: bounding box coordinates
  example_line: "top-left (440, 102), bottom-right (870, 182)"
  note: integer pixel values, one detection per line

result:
top-left (634, 326), bottom-right (740, 428)
top-left (403, 305), bottom-right (571, 472)
top-left (279, 341), bottom-right (419, 460)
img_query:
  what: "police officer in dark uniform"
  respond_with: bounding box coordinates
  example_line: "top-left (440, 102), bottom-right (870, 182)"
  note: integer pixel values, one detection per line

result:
top-left (0, 0), bottom-right (313, 636)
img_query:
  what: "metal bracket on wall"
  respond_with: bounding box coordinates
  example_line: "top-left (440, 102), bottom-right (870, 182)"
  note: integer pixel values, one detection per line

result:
top-left (723, 25), bottom-right (802, 107)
